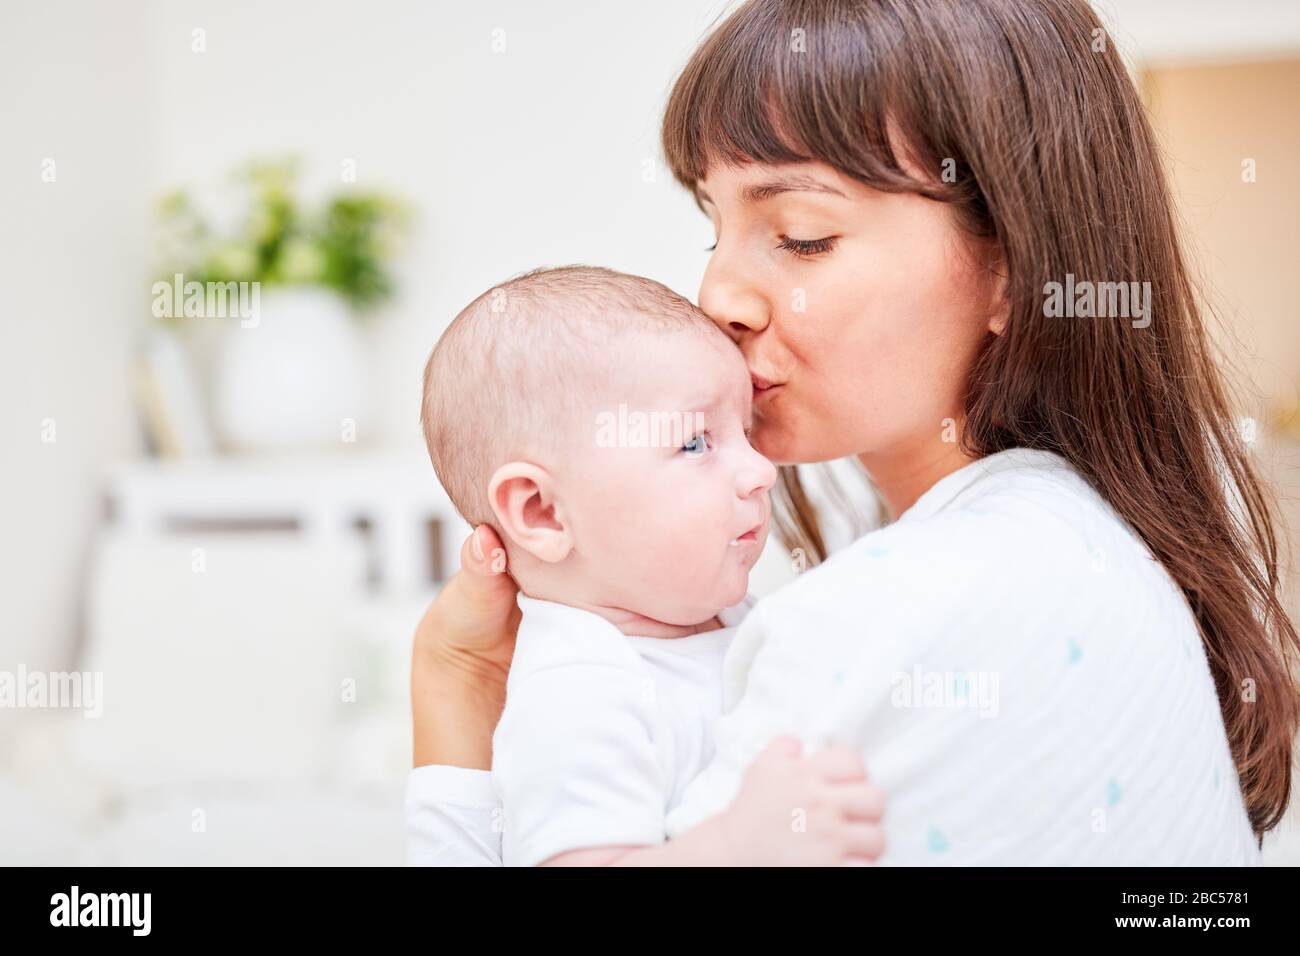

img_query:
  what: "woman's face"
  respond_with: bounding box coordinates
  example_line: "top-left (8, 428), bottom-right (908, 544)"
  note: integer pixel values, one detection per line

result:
top-left (695, 160), bottom-right (1002, 472)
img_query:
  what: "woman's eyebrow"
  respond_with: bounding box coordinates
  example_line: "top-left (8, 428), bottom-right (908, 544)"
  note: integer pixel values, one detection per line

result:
top-left (694, 175), bottom-right (847, 207)
top-left (742, 175), bottom-right (847, 203)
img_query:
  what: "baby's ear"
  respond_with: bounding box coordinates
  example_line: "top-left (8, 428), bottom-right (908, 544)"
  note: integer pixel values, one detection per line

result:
top-left (487, 462), bottom-right (572, 563)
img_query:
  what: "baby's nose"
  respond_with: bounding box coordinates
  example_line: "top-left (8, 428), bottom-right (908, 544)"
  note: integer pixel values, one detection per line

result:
top-left (738, 448), bottom-right (778, 497)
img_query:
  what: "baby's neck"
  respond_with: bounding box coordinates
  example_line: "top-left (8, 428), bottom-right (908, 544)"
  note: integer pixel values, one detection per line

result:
top-left (585, 603), bottom-right (724, 639)
top-left (525, 588), bottom-right (723, 638)
top-left (511, 560), bottom-right (726, 637)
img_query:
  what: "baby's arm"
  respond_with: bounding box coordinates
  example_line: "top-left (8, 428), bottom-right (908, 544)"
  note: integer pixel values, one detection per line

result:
top-left (492, 656), bottom-right (672, 865)
top-left (539, 737), bottom-right (885, 867)
top-left (498, 648), bottom-right (885, 867)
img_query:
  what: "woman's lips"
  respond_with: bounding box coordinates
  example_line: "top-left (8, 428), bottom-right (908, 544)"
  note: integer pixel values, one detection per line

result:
top-left (751, 372), bottom-right (783, 401)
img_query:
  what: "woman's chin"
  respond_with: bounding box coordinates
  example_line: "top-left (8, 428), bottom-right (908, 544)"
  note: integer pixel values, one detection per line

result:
top-left (751, 424), bottom-right (797, 466)
top-left (755, 415), bottom-right (874, 468)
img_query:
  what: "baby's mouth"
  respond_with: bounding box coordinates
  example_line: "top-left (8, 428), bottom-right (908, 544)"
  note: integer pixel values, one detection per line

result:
top-left (729, 521), bottom-right (765, 548)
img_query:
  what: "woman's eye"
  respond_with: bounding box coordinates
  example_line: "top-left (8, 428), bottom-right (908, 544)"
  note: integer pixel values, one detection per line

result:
top-left (778, 235), bottom-right (837, 258)
top-left (681, 433), bottom-right (712, 456)
top-left (705, 242), bottom-right (717, 252)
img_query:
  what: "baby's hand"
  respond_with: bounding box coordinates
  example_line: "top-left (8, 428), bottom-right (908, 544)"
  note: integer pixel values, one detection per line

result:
top-left (715, 736), bottom-right (885, 866)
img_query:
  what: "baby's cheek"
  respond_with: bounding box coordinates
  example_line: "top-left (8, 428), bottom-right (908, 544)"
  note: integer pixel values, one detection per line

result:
top-left (624, 490), bottom-right (731, 600)
top-left (620, 519), bottom-right (688, 578)
top-left (686, 534), bottom-right (748, 607)
top-left (649, 527), bottom-right (717, 590)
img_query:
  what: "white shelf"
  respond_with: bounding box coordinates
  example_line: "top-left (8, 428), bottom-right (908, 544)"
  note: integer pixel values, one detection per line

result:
top-left (103, 451), bottom-right (470, 594)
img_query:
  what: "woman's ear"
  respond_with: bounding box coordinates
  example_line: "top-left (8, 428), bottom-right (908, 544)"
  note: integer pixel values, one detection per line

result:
top-left (487, 462), bottom-right (573, 563)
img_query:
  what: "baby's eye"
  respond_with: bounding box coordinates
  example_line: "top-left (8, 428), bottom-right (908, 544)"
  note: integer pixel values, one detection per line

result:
top-left (681, 433), bottom-right (713, 457)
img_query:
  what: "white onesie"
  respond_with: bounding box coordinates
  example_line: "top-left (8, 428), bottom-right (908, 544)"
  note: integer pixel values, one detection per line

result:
top-left (491, 593), bottom-right (753, 866)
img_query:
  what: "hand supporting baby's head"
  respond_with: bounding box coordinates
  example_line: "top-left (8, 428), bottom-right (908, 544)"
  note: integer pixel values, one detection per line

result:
top-left (422, 266), bottom-right (775, 628)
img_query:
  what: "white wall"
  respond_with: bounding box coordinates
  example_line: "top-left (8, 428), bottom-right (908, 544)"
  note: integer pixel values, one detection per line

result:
top-left (1099, 0), bottom-right (1300, 64)
top-left (139, 0), bottom-right (733, 448)
top-left (0, 2), bottom-right (151, 676)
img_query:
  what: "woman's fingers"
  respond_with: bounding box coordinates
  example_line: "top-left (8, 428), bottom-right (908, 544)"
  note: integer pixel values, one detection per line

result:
top-left (459, 524), bottom-right (509, 579)
top-left (839, 782), bottom-right (887, 821)
top-left (756, 735), bottom-right (804, 762)
top-left (842, 820), bottom-right (886, 859)
top-left (419, 526), bottom-right (520, 665)
top-left (450, 525), bottom-right (519, 614)
top-left (807, 742), bottom-right (868, 783)
top-left (811, 744), bottom-right (885, 863)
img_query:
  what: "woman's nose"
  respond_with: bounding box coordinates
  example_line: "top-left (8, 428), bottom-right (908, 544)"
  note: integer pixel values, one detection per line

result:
top-left (699, 255), bottom-right (768, 339)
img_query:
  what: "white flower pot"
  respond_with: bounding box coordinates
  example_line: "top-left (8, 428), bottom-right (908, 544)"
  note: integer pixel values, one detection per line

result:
top-left (214, 288), bottom-right (366, 453)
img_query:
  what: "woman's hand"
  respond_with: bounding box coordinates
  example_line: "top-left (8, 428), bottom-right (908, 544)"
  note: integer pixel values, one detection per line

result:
top-left (411, 525), bottom-right (521, 769)
top-left (546, 736), bottom-right (886, 866)
top-left (712, 736), bottom-right (886, 866)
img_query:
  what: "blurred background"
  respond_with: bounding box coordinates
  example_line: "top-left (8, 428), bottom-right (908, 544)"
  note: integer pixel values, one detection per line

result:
top-left (0, 0), bottom-right (1297, 865)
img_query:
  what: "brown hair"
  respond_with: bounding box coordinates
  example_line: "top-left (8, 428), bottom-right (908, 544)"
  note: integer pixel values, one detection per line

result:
top-left (662, 0), bottom-right (1298, 836)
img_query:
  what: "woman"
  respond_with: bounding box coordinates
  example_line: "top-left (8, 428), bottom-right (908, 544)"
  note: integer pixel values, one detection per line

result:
top-left (408, 0), bottom-right (1298, 864)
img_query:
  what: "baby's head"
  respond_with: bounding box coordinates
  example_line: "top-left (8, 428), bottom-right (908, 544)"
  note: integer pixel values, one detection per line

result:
top-left (422, 266), bottom-right (775, 627)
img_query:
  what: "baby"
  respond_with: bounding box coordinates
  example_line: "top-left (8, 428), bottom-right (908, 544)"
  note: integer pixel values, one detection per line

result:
top-left (421, 265), bottom-right (776, 865)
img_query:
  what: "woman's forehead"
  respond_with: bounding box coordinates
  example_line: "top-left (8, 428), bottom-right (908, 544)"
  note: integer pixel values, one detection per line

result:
top-left (695, 161), bottom-right (871, 206)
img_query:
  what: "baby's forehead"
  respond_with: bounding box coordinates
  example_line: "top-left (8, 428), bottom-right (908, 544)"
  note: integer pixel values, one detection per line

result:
top-left (585, 325), bottom-right (750, 418)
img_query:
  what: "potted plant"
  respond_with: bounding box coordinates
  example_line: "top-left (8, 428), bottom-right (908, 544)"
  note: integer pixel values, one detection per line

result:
top-left (154, 160), bottom-right (408, 453)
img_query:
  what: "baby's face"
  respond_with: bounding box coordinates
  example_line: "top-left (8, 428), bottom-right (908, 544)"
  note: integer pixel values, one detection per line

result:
top-left (559, 330), bottom-right (777, 625)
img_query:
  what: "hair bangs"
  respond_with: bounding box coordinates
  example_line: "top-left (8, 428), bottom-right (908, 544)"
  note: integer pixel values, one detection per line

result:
top-left (661, 0), bottom-right (934, 198)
